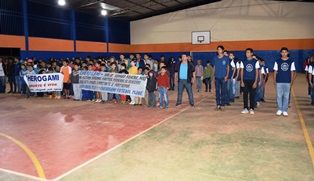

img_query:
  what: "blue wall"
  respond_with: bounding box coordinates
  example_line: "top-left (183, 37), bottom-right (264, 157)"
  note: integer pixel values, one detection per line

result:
top-left (0, 0), bottom-right (130, 57)
top-left (0, 0), bottom-right (24, 35)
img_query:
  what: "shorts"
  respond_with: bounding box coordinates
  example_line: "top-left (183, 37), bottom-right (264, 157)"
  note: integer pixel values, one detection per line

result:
top-left (63, 83), bottom-right (71, 90)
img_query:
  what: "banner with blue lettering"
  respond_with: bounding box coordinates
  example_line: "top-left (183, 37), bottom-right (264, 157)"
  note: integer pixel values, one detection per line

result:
top-left (79, 71), bottom-right (148, 97)
top-left (24, 73), bottom-right (64, 92)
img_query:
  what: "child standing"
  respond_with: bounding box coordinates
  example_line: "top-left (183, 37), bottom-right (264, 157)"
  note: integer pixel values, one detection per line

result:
top-left (119, 63), bottom-right (129, 104)
top-left (100, 63), bottom-right (108, 102)
top-left (146, 70), bottom-right (157, 107)
top-left (203, 61), bottom-right (212, 92)
top-left (128, 60), bottom-right (138, 105)
top-left (157, 66), bottom-right (170, 109)
top-left (195, 60), bottom-right (204, 92)
top-left (60, 60), bottom-right (72, 99)
top-left (25, 64), bottom-right (36, 98)
top-left (71, 63), bottom-right (81, 101)
top-left (94, 61), bottom-right (102, 103)
top-left (19, 64), bottom-right (28, 94)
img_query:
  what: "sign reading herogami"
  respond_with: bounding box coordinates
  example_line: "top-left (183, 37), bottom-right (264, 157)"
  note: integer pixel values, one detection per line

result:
top-left (24, 73), bottom-right (64, 92)
top-left (79, 71), bottom-right (147, 97)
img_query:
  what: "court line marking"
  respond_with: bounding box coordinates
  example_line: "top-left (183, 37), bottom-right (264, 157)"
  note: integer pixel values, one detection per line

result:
top-left (52, 98), bottom-right (205, 181)
top-left (291, 89), bottom-right (314, 167)
top-left (0, 167), bottom-right (46, 181)
top-left (0, 132), bottom-right (47, 179)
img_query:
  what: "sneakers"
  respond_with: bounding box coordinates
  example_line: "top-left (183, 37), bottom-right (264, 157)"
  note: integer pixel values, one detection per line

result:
top-left (283, 112), bottom-right (288, 117)
top-left (129, 101), bottom-right (135, 105)
top-left (256, 102), bottom-right (260, 107)
top-left (241, 108), bottom-right (255, 114)
top-left (241, 108), bottom-right (249, 114)
top-left (276, 110), bottom-right (282, 116)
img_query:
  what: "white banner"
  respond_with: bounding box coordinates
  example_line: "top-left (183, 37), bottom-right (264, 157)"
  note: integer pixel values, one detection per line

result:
top-left (79, 71), bottom-right (147, 97)
top-left (24, 73), bottom-right (64, 92)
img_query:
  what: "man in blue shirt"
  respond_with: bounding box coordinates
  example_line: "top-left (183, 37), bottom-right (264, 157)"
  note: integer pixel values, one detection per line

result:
top-left (273, 47), bottom-right (296, 116)
top-left (240, 48), bottom-right (260, 115)
top-left (176, 54), bottom-right (195, 107)
top-left (212, 45), bottom-right (229, 110)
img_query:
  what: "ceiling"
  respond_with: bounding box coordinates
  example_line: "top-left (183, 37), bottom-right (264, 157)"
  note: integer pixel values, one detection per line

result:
top-left (28, 0), bottom-right (314, 20)
top-left (28, 0), bottom-right (221, 20)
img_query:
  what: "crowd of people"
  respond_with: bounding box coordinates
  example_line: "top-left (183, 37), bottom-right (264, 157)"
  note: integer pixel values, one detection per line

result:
top-left (0, 46), bottom-right (313, 116)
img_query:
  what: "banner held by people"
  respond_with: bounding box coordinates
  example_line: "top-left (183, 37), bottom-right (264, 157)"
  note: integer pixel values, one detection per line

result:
top-left (24, 73), bottom-right (64, 92)
top-left (79, 71), bottom-right (147, 97)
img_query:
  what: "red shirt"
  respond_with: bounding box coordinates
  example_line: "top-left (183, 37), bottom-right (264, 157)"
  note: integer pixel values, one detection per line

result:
top-left (157, 73), bottom-right (170, 88)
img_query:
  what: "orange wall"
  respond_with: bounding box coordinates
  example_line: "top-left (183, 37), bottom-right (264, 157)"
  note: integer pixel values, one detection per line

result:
top-left (0, 34), bottom-right (313, 53)
top-left (0, 35), bottom-right (25, 50)
top-left (29, 37), bottom-right (73, 51)
top-left (129, 39), bottom-right (314, 53)
top-left (108, 43), bottom-right (130, 53)
top-left (76, 40), bottom-right (107, 52)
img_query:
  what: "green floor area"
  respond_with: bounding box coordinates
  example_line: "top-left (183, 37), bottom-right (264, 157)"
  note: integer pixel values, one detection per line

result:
top-left (0, 170), bottom-right (38, 181)
top-left (59, 97), bottom-right (314, 181)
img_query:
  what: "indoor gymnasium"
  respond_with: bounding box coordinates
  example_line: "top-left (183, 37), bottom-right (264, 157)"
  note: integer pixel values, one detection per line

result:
top-left (0, 0), bottom-right (314, 180)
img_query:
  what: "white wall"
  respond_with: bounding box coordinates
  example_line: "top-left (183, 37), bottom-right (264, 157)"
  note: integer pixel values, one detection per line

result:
top-left (131, 0), bottom-right (314, 44)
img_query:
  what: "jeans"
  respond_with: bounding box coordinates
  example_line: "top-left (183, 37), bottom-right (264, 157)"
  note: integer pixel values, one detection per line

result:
top-left (255, 81), bottom-right (265, 102)
top-left (276, 83), bottom-right (291, 112)
top-left (234, 80), bottom-right (240, 98)
top-left (21, 81), bottom-right (27, 94)
top-left (204, 77), bottom-right (211, 92)
top-left (196, 76), bottom-right (202, 91)
top-left (15, 76), bottom-right (20, 93)
top-left (0, 76), bottom-right (5, 93)
top-left (72, 83), bottom-right (81, 100)
top-left (159, 87), bottom-right (168, 108)
top-left (255, 83), bottom-right (261, 103)
top-left (148, 91), bottom-right (156, 107)
top-left (243, 80), bottom-right (256, 110)
top-left (226, 79), bottom-right (234, 103)
top-left (176, 79), bottom-right (194, 106)
top-left (215, 78), bottom-right (227, 106)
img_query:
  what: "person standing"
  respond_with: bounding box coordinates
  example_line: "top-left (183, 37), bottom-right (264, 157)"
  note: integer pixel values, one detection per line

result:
top-left (274, 47), bottom-right (296, 116)
top-left (60, 60), bottom-right (72, 99)
top-left (240, 48), bottom-right (260, 115)
top-left (226, 52), bottom-right (236, 105)
top-left (233, 56), bottom-right (241, 99)
top-left (128, 60), bottom-right (139, 105)
top-left (0, 58), bottom-right (6, 93)
top-left (157, 66), bottom-right (170, 109)
top-left (212, 45), bottom-right (229, 110)
top-left (259, 59), bottom-right (269, 103)
top-left (175, 54), bottom-right (195, 107)
top-left (7, 58), bottom-right (15, 93)
top-left (203, 61), bottom-right (212, 92)
top-left (167, 57), bottom-right (176, 90)
top-left (195, 60), bottom-right (204, 92)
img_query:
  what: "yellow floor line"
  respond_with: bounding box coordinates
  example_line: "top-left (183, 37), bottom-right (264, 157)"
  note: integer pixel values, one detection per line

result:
top-left (291, 89), bottom-right (314, 167)
top-left (0, 132), bottom-right (47, 179)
